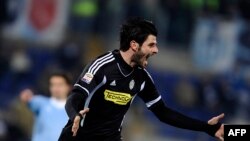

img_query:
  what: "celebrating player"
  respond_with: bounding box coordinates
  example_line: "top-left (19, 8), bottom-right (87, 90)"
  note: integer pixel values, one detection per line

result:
top-left (59, 18), bottom-right (224, 141)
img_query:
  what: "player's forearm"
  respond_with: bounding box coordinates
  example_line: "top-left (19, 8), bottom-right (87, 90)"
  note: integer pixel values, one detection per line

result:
top-left (65, 89), bottom-right (87, 121)
top-left (150, 100), bottom-right (221, 136)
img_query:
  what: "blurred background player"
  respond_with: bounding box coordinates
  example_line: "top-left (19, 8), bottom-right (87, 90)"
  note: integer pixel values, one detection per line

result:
top-left (20, 72), bottom-right (71, 141)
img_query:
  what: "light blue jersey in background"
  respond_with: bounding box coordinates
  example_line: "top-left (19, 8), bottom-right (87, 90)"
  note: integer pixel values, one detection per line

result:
top-left (28, 95), bottom-right (68, 141)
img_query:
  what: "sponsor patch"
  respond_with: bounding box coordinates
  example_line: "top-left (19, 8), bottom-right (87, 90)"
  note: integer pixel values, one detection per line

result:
top-left (81, 73), bottom-right (94, 84)
top-left (104, 90), bottom-right (132, 105)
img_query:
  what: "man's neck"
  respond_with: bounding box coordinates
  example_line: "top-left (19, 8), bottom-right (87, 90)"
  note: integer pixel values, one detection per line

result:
top-left (120, 50), bottom-right (135, 67)
top-left (51, 96), bottom-right (67, 101)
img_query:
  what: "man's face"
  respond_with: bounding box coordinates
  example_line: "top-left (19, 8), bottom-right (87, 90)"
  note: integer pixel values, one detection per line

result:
top-left (131, 35), bottom-right (158, 68)
top-left (49, 76), bottom-right (70, 100)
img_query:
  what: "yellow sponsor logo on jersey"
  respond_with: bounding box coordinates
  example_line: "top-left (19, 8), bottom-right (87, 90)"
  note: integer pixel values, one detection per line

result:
top-left (104, 89), bottom-right (132, 105)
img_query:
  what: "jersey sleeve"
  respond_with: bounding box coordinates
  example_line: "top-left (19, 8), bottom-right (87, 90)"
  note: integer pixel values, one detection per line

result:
top-left (73, 52), bottom-right (113, 96)
top-left (66, 52), bottom-right (113, 121)
top-left (137, 69), bottom-right (162, 109)
top-left (28, 95), bottom-right (48, 115)
top-left (65, 64), bottom-right (104, 121)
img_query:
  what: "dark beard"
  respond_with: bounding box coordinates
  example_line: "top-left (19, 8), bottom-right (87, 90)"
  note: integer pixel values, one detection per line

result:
top-left (131, 50), bottom-right (146, 68)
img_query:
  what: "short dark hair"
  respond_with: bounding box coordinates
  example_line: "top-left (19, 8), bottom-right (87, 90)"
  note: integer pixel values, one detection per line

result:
top-left (119, 17), bottom-right (157, 51)
top-left (49, 71), bottom-right (72, 85)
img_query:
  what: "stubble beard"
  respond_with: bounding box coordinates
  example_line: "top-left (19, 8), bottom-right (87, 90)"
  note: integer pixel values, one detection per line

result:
top-left (131, 49), bottom-right (149, 68)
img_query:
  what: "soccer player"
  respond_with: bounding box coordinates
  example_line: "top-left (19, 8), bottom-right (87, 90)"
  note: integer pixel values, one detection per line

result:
top-left (20, 72), bottom-right (71, 141)
top-left (59, 18), bottom-right (224, 141)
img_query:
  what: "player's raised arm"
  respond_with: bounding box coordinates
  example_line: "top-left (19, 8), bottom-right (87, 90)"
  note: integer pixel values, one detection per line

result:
top-left (20, 89), bottom-right (48, 114)
top-left (20, 89), bottom-right (34, 103)
top-left (150, 100), bottom-right (224, 139)
top-left (138, 70), bottom-right (224, 140)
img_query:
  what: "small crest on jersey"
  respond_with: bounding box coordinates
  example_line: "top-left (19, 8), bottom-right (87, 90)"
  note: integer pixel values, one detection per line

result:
top-left (110, 80), bottom-right (116, 86)
top-left (81, 73), bottom-right (94, 84)
top-left (129, 79), bottom-right (135, 90)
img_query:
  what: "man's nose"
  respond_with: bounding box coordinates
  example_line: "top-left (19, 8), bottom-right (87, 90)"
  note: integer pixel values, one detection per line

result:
top-left (152, 46), bottom-right (158, 54)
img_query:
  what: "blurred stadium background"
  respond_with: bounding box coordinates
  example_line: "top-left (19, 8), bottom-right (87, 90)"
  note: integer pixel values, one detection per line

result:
top-left (0, 0), bottom-right (250, 141)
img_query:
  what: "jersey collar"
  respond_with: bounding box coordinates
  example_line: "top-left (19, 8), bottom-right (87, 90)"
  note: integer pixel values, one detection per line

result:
top-left (113, 50), bottom-right (134, 75)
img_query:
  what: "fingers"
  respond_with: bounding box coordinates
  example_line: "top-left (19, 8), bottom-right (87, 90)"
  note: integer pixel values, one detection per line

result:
top-left (217, 113), bottom-right (225, 120)
top-left (216, 126), bottom-right (224, 141)
top-left (220, 125), bottom-right (224, 137)
top-left (20, 89), bottom-right (33, 102)
top-left (72, 115), bottom-right (81, 136)
top-left (216, 132), bottom-right (224, 141)
top-left (71, 108), bottom-right (90, 136)
top-left (79, 108), bottom-right (90, 116)
top-left (21, 89), bottom-right (33, 94)
top-left (208, 117), bottom-right (218, 125)
top-left (218, 136), bottom-right (224, 141)
top-left (208, 113), bottom-right (225, 125)
top-left (72, 122), bottom-right (79, 136)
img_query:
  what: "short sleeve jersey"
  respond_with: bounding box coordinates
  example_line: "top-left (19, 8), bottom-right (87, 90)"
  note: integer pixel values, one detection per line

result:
top-left (28, 96), bottom-right (68, 141)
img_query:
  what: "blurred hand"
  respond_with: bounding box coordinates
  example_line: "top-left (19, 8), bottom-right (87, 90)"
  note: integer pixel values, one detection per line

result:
top-left (72, 108), bottom-right (89, 136)
top-left (20, 89), bottom-right (33, 103)
top-left (215, 124), bottom-right (224, 141)
top-left (208, 113), bottom-right (225, 141)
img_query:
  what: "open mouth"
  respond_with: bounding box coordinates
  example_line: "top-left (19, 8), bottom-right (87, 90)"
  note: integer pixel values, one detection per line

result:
top-left (132, 52), bottom-right (152, 68)
top-left (142, 54), bottom-right (151, 68)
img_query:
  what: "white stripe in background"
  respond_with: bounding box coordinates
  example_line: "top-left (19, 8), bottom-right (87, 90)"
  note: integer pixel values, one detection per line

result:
top-left (90, 55), bottom-right (114, 74)
top-left (88, 52), bottom-right (112, 73)
top-left (146, 96), bottom-right (161, 108)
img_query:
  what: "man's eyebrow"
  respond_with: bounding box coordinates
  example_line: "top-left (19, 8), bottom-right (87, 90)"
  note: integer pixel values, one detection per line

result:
top-left (148, 42), bottom-right (157, 46)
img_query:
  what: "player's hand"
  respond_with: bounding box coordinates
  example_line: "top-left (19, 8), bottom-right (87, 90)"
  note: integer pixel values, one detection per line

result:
top-left (72, 108), bottom-right (89, 136)
top-left (20, 89), bottom-right (34, 103)
top-left (208, 113), bottom-right (225, 141)
top-left (215, 124), bottom-right (224, 141)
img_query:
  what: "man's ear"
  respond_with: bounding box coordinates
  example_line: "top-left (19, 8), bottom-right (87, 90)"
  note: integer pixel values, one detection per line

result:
top-left (130, 40), bottom-right (139, 52)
